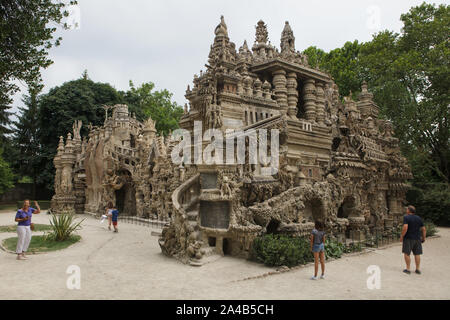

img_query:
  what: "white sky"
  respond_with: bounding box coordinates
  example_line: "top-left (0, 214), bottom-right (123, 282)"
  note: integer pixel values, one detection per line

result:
top-left (9, 0), bottom-right (448, 118)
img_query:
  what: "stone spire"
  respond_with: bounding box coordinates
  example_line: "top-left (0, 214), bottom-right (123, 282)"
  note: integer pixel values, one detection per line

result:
top-left (214, 15), bottom-right (228, 38)
top-left (57, 136), bottom-right (65, 155)
top-left (280, 21), bottom-right (295, 53)
top-left (254, 20), bottom-right (268, 45)
top-left (252, 20), bottom-right (276, 61)
top-left (208, 16), bottom-right (236, 67)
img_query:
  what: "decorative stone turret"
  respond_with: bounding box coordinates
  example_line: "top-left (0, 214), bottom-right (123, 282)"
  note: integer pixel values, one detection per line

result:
top-left (51, 131), bottom-right (78, 214)
top-left (357, 81), bottom-right (379, 118)
top-left (280, 21), bottom-right (295, 54)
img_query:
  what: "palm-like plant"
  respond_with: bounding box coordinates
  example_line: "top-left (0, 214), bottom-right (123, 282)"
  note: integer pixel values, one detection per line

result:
top-left (45, 211), bottom-right (85, 241)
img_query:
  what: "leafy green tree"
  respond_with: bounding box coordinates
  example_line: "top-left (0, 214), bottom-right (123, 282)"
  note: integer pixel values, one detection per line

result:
top-left (302, 46), bottom-right (327, 69)
top-left (121, 81), bottom-right (184, 136)
top-left (0, 147), bottom-right (14, 195)
top-left (360, 3), bottom-right (449, 185)
top-left (303, 41), bottom-right (363, 98)
top-left (0, 0), bottom-right (76, 139)
top-left (37, 73), bottom-right (123, 191)
top-left (302, 3), bottom-right (449, 224)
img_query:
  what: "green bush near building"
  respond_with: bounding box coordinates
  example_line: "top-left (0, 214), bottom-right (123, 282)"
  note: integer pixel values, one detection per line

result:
top-left (251, 234), bottom-right (314, 267)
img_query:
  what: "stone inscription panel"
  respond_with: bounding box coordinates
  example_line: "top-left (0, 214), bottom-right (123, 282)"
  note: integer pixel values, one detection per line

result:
top-left (200, 200), bottom-right (230, 229)
top-left (200, 172), bottom-right (217, 189)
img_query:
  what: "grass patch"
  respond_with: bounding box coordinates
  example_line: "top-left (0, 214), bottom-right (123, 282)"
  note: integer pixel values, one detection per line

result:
top-left (2, 235), bottom-right (81, 253)
top-left (0, 224), bottom-right (53, 233)
top-left (0, 204), bottom-right (16, 211)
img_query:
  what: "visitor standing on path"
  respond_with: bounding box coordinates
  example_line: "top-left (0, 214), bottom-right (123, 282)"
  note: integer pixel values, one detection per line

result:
top-left (105, 202), bottom-right (114, 230)
top-left (310, 221), bottom-right (326, 280)
top-left (14, 200), bottom-right (40, 260)
top-left (400, 205), bottom-right (426, 275)
top-left (111, 206), bottom-right (119, 233)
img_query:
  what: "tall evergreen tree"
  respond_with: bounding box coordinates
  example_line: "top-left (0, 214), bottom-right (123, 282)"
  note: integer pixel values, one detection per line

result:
top-left (12, 82), bottom-right (43, 198)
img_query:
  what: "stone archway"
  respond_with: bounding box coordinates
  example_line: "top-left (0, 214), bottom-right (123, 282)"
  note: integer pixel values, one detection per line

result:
top-left (338, 196), bottom-right (357, 219)
top-left (303, 198), bottom-right (326, 222)
top-left (114, 169), bottom-right (136, 216)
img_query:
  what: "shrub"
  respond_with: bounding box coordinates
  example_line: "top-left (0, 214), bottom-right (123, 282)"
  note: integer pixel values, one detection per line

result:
top-left (251, 234), bottom-right (314, 267)
top-left (324, 238), bottom-right (345, 259)
top-left (344, 241), bottom-right (362, 253)
top-left (45, 211), bottom-right (85, 241)
top-left (424, 221), bottom-right (438, 237)
top-left (406, 184), bottom-right (450, 226)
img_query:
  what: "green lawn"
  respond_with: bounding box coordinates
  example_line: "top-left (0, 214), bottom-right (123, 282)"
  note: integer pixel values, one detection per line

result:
top-left (0, 204), bottom-right (16, 211)
top-left (0, 224), bottom-right (53, 233)
top-left (2, 235), bottom-right (81, 253)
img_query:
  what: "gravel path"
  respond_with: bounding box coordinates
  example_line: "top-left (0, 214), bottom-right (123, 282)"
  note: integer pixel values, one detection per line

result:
top-left (0, 210), bottom-right (449, 300)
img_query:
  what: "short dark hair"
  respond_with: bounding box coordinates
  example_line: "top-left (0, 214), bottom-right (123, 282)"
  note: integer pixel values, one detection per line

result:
top-left (315, 220), bottom-right (324, 230)
top-left (107, 202), bottom-right (113, 209)
top-left (407, 205), bottom-right (416, 214)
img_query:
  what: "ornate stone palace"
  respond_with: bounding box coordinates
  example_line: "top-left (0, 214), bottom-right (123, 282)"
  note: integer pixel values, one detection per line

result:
top-left (51, 17), bottom-right (412, 265)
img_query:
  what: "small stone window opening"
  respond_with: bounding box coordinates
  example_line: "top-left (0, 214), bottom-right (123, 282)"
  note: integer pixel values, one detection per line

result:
top-left (208, 237), bottom-right (216, 247)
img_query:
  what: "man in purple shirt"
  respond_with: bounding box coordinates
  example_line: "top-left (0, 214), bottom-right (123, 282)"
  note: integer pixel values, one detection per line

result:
top-left (15, 199), bottom-right (40, 260)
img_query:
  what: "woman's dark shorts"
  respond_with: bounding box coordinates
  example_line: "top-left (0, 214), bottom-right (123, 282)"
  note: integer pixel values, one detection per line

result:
top-left (402, 239), bottom-right (423, 255)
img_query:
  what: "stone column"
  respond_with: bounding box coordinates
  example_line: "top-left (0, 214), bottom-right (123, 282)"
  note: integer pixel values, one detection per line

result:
top-left (286, 72), bottom-right (298, 119)
top-left (315, 82), bottom-right (325, 125)
top-left (303, 79), bottom-right (316, 121)
top-left (272, 69), bottom-right (288, 114)
top-left (388, 194), bottom-right (398, 215)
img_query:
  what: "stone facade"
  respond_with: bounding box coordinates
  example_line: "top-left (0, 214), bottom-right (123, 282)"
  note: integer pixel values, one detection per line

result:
top-left (51, 105), bottom-right (193, 220)
top-left (52, 17), bottom-right (412, 266)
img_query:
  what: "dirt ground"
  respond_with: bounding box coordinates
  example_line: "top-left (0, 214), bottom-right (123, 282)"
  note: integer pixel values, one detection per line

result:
top-left (0, 209), bottom-right (449, 300)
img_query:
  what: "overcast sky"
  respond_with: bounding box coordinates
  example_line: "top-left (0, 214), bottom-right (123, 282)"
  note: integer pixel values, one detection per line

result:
top-left (10, 0), bottom-right (447, 117)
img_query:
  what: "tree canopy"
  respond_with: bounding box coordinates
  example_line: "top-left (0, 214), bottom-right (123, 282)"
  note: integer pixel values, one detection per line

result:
top-left (302, 2), bottom-right (450, 224)
top-left (120, 81), bottom-right (184, 136)
top-left (0, 0), bottom-right (76, 139)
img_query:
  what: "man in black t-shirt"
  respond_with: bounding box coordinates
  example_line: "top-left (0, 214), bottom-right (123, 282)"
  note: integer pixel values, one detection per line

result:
top-left (400, 205), bottom-right (426, 275)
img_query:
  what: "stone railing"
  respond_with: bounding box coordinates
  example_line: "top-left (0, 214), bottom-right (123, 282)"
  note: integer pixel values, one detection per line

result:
top-left (171, 173), bottom-right (200, 217)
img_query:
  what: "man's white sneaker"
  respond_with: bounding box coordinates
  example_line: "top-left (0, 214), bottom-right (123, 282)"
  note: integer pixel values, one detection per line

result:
top-left (310, 276), bottom-right (318, 280)
top-left (320, 275), bottom-right (325, 279)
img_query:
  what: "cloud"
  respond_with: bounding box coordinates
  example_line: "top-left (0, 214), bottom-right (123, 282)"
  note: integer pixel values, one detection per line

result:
top-left (10, 0), bottom-right (447, 115)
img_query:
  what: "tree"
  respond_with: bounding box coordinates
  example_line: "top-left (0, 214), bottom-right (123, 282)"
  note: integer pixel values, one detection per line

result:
top-left (12, 81), bottom-right (44, 198)
top-left (359, 3), bottom-right (450, 225)
top-left (121, 81), bottom-right (184, 135)
top-left (302, 3), bottom-right (449, 224)
top-left (0, 147), bottom-right (14, 195)
top-left (359, 3), bottom-right (449, 183)
top-left (303, 40), bottom-right (363, 98)
top-left (0, 0), bottom-right (76, 140)
top-left (37, 74), bottom-right (123, 191)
